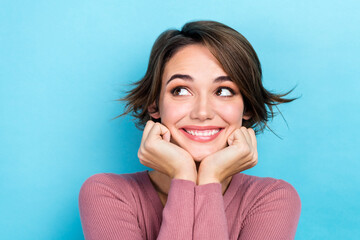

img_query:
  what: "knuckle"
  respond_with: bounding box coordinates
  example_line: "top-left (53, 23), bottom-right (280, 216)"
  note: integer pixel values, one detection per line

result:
top-left (250, 155), bottom-right (258, 167)
top-left (143, 141), bottom-right (152, 151)
top-left (137, 149), bottom-right (144, 159)
top-left (242, 145), bottom-right (251, 155)
top-left (251, 159), bottom-right (258, 167)
top-left (145, 120), bottom-right (153, 127)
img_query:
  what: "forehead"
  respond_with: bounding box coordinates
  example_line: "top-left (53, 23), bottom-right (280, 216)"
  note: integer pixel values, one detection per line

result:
top-left (162, 44), bottom-right (227, 83)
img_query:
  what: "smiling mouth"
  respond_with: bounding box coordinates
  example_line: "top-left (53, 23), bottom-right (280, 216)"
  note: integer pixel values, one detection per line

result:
top-left (183, 129), bottom-right (220, 136)
top-left (180, 127), bottom-right (224, 142)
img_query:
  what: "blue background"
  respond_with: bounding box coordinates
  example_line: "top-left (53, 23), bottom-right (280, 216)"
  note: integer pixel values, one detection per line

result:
top-left (1, 0), bottom-right (359, 239)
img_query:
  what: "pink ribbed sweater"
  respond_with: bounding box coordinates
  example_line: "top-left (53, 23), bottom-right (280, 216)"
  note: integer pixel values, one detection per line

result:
top-left (79, 171), bottom-right (301, 240)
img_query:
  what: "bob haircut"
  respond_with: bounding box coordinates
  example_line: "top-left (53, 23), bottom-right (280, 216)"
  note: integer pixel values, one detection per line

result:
top-left (117, 20), bottom-right (298, 135)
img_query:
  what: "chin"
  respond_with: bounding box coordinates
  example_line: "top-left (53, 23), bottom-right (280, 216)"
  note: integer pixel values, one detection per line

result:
top-left (188, 148), bottom-right (216, 162)
top-left (182, 140), bottom-right (228, 162)
top-left (192, 155), bottom-right (206, 162)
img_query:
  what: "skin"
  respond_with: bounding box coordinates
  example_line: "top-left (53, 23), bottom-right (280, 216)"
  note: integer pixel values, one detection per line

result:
top-left (137, 44), bottom-right (258, 205)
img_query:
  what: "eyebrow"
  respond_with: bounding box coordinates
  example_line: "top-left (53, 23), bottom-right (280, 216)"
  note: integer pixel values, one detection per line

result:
top-left (166, 74), bottom-right (232, 85)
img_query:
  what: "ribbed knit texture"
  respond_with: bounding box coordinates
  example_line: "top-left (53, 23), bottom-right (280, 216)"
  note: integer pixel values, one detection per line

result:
top-left (79, 171), bottom-right (301, 240)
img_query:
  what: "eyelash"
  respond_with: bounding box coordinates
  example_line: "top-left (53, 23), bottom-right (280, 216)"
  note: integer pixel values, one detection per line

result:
top-left (170, 86), bottom-right (236, 97)
top-left (216, 87), bottom-right (236, 97)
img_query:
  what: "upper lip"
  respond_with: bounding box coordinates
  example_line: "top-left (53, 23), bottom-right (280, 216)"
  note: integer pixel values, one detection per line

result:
top-left (181, 125), bottom-right (224, 130)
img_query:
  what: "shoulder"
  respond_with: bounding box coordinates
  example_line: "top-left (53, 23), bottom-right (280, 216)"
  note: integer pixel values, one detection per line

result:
top-left (81, 171), bottom-right (142, 186)
top-left (232, 175), bottom-right (302, 238)
top-left (235, 173), bottom-right (301, 211)
top-left (237, 173), bottom-right (300, 196)
top-left (79, 172), bottom-right (146, 207)
top-left (80, 172), bottom-right (136, 192)
top-left (78, 172), bottom-right (150, 239)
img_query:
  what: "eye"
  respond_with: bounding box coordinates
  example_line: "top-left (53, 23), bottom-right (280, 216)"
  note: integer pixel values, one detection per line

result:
top-left (216, 87), bottom-right (235, 97)
top-left (171, 87), bottom-right (191, 96)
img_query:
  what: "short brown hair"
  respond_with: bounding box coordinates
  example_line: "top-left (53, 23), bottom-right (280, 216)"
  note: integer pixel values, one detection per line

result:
top-left (116, 20), bottom-right (299, 136)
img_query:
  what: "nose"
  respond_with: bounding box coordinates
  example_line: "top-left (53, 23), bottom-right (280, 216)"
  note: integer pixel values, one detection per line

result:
top-left (190, 95), bottom-right (215, 121)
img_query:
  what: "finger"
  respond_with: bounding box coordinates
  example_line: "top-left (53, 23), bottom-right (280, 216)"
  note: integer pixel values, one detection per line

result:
top-left (162, 126), bottom-right (171, 142)
top-left (141, 120), bottom-right (155, 145)
top-left (228, 128), bottom-right (244, 146)
top-left (227, 129), bottom-right (238, 146)
top-left (147, 122), bottom-right (171, 142)
top-left (231, 129), bottom-right (254, 158)
top-left (247, 128), bottom-right (258, 165)
top-left (240, 127), bottom-right (252, 148)
top-left (248, 128), bottom-right (257, 149)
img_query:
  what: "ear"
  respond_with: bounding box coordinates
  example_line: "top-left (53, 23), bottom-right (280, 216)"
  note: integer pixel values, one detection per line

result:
top-left (148, 101), bottom-right (160, 119)
top-left (242, 112), bottom-right (251, 121)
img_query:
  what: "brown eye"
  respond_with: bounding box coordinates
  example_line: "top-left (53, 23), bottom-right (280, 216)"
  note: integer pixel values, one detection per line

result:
top-left (171, 87), bottom-right (191, 96)
top-left (216, 87), bottom-right (235, 97)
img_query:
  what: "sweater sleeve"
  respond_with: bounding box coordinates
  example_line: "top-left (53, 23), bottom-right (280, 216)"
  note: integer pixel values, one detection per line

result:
top-left (192, 179), bottom-right (301, 240)
top-left (79, 174), bottom-right (144, 240)
top-left (193, 183), bottom-right (229, 240)
top-left (238, 179), bottom-right (301, 240)
top-left (78, 174), bottom-right (196, 240)
top-left (157, 178), bottom-right (195, 239)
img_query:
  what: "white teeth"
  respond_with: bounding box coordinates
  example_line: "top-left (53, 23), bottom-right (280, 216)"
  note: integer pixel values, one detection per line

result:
top-left (185, 129), bottom-right (220, 136)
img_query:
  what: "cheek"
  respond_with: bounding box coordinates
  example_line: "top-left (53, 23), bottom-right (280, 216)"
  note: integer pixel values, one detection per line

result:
top-left (160, 101), bottom-right (190, 126)
top-left (216, 102), bottom-right (244, 125)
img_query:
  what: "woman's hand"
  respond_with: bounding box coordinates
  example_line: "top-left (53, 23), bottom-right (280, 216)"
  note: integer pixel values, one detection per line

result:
top-left (197, 127), bottom-right (258, 185)
top-left (138, 120), bottom-right (197, 182)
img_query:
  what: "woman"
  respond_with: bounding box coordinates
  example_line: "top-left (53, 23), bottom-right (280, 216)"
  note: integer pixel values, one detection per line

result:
top-left (79, 20), bottom-right (301, 240)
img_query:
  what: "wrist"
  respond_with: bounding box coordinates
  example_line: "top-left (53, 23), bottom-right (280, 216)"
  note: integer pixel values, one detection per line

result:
top-left (173, 164), bottom-right (197, 183)
top-left (197, 160), bottom-right (223, 185)
top-left (197, 166), bottom-right (221, 185)
top-left (197, 176), bottom-right (221, 185)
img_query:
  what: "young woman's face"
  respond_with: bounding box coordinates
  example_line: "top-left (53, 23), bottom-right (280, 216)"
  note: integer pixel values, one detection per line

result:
top-left (150, 44), bottom-right (250, 161)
